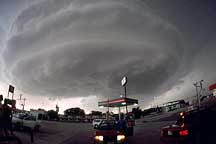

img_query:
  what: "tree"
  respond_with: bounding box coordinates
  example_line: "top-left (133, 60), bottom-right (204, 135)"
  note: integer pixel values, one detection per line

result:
top-left (132, 107), bottom-right (142, 119)
top-left (91, 111), bottom-right (102, 116)
top-left (64, 107), bottom-right (85, 117)
top-left (47, 110), bottom-right (59, 120)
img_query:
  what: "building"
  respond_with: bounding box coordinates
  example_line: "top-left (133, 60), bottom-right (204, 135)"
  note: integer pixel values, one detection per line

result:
top-left (30, 108), bottom-right (48, 120)
top-left (85, 114), bottom-right (106, 122)
top-left (162, 100), bottom-right (187, 112)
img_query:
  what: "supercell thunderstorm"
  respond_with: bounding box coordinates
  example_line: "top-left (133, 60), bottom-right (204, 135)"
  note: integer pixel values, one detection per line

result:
top-left (1, 0), bottom-right (215, 107)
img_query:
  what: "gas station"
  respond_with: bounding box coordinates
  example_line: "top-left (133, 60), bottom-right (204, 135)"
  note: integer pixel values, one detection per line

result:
top-left (98, 96), bottom-right (138, 137)
top-left (98, 97), bottom-right (138, 119)
top-left (98, 76), bottom-right (138, 120)
top-left (98, 96), bottom-right (138, 136)
top-left (96, 76), bottom-right (138, 140)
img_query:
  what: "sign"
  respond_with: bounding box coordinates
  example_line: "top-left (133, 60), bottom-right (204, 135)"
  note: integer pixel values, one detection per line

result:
top-left (121, 77), bottom-right (127, 86)
top-left (9, 85), bottom-right (15, 93)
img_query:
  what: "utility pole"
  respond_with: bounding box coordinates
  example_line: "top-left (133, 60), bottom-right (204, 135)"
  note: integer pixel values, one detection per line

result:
top-left (194, 80), bottom-right (204, 109)
top-left (21, 98), bottom-right (26, 111)
top-left (23, 98), bottom-right (26, 111)
top-left (194, 83), bottom-right (199, 106)
top-left (18, 94), bottom-right (23, 110)
top-left (121, 77), bottom-right (128, 114)
top-left (19, 94), bottom-right (22, 100)
top-left (107, 94), bottom-right (109, 120)
top-left (124, 84), bottom-right (128, 113)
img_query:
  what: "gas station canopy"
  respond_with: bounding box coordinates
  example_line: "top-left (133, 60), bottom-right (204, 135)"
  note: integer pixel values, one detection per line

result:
top-left (98, 97), bottom-right (138, 107)
top-left (209, 83), bottom-right (216, 91)
top-left (209, 83), bottom-right (216, 96)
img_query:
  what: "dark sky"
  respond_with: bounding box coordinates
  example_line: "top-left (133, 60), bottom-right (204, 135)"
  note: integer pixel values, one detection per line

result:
top-left (0, 0), bottom-right (216, 112)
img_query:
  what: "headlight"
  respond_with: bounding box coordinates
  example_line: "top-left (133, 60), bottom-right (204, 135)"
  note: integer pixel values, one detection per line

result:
top-left (95, 136), bottom-right (103, 141)
top-left (117, 135), bottom-right (125, 141)
top-left (180, 112), bottom-right (184, 116)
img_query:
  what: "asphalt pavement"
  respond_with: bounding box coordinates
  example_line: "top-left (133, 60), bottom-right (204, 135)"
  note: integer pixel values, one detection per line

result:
top-left (14, 120), bottom-right (174, 144)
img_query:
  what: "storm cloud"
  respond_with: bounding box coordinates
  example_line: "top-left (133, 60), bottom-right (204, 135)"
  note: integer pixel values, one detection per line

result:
top-left (0, 0), bottom-right (182, 98)
top-left (1, 0), bottom-right (216, 107)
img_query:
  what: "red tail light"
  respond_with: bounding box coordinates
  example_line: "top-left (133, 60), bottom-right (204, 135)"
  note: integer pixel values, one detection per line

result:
top-left (179, 130), bottom-right (188, 136)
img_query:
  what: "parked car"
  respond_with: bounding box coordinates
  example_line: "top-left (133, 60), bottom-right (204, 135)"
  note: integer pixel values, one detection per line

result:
top-left (92, 119), bottom-right (104, 128)
top-left (12, 113), bottom-right (41, 131)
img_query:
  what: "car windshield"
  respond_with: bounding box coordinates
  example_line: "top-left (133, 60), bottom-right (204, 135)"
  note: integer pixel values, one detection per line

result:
top-left (97, 120), bottom-right (117, 130)
top-left (16, 114), bottom-right (27, 119)
top-left (24, 115), bottom-right (36, 121)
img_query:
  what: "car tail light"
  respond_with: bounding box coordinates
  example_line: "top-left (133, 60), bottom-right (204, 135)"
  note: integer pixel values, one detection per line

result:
top-left (179, 130), bottom-right (188, 136)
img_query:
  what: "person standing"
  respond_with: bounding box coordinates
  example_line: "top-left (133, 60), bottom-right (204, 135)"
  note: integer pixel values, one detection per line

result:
top-left (2, 99), bottom-right (13, 136)
top-left (117, 114), bottom-right (127, 132)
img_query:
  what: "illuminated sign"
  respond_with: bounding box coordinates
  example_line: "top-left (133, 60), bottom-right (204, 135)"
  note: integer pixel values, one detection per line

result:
top-left (121, 77), bottom-right (127, 86)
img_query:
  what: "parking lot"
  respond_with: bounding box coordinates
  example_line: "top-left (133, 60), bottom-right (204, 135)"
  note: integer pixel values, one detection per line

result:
top-left (14, 120), bottom-right (174, 144)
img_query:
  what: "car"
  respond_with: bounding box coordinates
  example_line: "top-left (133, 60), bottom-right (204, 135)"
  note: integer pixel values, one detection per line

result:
top-left (160, 106), bottom-right (216, 144)
top-left (94, 120), bottom-right (127, 144)
top-left (160, 110), bottom-right (196, 144)
top-left (93, 119), bottom-right (104, 128)
top-left (12, 113), bottom-right (41, 131)
top-left (160, 124), bottom-right (189, 144)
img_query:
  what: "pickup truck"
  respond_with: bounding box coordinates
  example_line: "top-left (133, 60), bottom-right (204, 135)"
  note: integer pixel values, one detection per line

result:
top-left (12, 113), bottom-right (41, 131)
